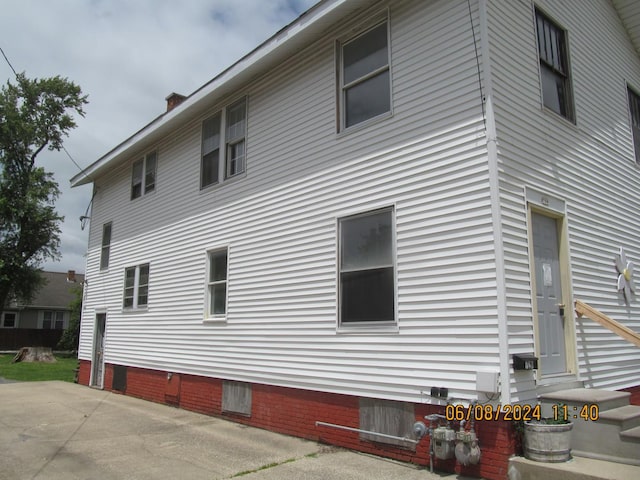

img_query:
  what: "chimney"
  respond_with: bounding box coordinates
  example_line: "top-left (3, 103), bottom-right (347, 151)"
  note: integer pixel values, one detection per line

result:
top-left (166, 92), bottom-right (187, 112)
top-left (67, 270), bottom-right (76, 283)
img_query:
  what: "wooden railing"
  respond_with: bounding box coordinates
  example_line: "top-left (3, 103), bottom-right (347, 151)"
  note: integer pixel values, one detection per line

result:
top-left (574, 300), bottom-right (640, 347)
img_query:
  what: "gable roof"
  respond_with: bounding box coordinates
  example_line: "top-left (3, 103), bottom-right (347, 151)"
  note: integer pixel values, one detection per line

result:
top-left (17, 271), bottom-right (84, 310)
top-left (71, 0), bottom-right (378, 188)
top-left (612, 0), bottom-right (640, 56)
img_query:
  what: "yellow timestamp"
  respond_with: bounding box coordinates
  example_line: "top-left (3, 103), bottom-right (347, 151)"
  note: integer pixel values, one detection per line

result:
top-left (445, 403), bottom-right (543, 421)
top-left (552, 403), bottom-right (599, 422)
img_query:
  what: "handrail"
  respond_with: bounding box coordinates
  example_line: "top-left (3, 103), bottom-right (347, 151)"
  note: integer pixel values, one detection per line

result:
top-left (574, 300), bottom-right (640, 347)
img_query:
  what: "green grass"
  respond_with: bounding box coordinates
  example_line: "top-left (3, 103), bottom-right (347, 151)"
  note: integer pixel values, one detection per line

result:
top-left (0, 354), bottom-right (78, 382)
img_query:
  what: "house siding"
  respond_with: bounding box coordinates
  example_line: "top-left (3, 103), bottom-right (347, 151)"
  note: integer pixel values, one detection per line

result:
top-left (79, 0), bottom-right (499, 403)
top-left (488, 0), bottom-right (640, 400)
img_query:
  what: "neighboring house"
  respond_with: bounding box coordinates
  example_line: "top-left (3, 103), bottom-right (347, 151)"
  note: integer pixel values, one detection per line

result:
top-left (1, 271), bottom-right (84, 330)
top-left (71, 0), bottom-right (640, 477)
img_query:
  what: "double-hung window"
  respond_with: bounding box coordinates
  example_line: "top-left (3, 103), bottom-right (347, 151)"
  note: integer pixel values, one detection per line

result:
top-left (131, 151), bottom-right (157, 199)
top-left (339, 19), bottom-right (391, 130)
top-left (1, 312), bottom-right (16, 328)
top-left (100, 222), bottom-right (112, 270)
top-left (535, 9), bottom-right (573, 121)
top-left (339, 208), bottom-right (395, 324)
top-left (628, 87), bottom-right (640, 165)
top-left (123, 264), bottom-right (150, 309)
top-left (201, 98), bottom-right (247, 189)
top-left (43, 311), bottom-right (64, 329)
top-left (206, 248), bottom-right (228, 318)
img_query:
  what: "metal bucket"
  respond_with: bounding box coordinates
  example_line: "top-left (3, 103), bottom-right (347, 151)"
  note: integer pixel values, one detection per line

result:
top-left (523, 421), bottom-right (573, 462)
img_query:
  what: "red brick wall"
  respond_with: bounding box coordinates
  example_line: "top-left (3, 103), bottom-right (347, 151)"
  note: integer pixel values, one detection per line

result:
top-left (80, 363), bottom-right (515, 480)
top-left (78, 359), bottom-right (91, 385)
top-left (622, 385), bottom-right (640, 405)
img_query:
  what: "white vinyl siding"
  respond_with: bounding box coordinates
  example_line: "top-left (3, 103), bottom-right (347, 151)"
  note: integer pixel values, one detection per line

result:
top-left (489, 0), bottom-right (640, 399)
top-left (78, 0), bottom-right (498, 403)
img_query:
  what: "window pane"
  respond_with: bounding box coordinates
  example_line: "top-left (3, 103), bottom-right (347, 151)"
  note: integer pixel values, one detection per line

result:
top-left (226, 99), bottom-right (246, 141)
top-left (226, 140), bottom-right (245, 177)
top-left (341, 268), bottom-right (394, 322)
top-left (210, 250), bottom-right (228, 282)
top-left (137, 285), bottom-right (148, 306)
top-left (210, 283), bottom-right (227, 315)
top-left (541, 64), bottom-right (567, 117)
top-left (101, 223), bottom-right (111, 270)
top-left (145, 152), bottom-right (156, 193)
top-left (139, 264), bottom-right (149, 286)
top-left (341, 210), bottom-right (392, 270)
top-left (123, 292), bottom-right (134, 308)
top-left (203, 114), bottom-right (221, 154)
top-left (343, 22), bottom-right (388, 85)
top-left (102, 223), bottom-right (112, 246)
top-left (131, 160), bottom-right (143, 199)
top-left (55, 319), bottom-right (64, 330)
top-left (3, 313), bottom-right (16, 328)
top-left (125, 267), bottom-right (136, 288)
top-left (201, 150), bottom-right (219, 188)
top-left (345, 70), bottom-right (390, 128)
top-left (43, 319), bottom-right (52, 329)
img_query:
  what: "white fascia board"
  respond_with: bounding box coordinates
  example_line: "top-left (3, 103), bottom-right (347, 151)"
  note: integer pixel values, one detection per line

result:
top-left (71, 0), bottom-right (372, 187)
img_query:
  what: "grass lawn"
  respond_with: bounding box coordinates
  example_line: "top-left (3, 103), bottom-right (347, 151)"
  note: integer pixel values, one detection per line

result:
top-left (0, 354), bottom-right (78, 382)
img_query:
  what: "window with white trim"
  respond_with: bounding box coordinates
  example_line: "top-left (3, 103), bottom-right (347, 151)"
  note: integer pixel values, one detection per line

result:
top-left (339, 19), bottom-right (391, 130)
top-left (43, 311), bottom-right (65, 330)
top-left (535, 9), bottom-right (573, 121)
top-left (206, 248), bottom-right (228, 318)
top-left (628, 87), bottom-right (640, 165)
top-left (123, 263), bottom-right (150, 309)
top-left (201, 97), bottom-right (247, 189)
top-left (131, 151), bottom-right (157, 199)
top-left (1, 312), bottom-right (16, 328)
top-left (339, 208), bottom-right (395, 324)
top-left (100, 222), bottom-right (112, 270)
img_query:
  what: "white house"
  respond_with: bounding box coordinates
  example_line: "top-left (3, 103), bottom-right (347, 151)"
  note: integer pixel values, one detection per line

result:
top-left (72, 0), bottom-right (640, 477)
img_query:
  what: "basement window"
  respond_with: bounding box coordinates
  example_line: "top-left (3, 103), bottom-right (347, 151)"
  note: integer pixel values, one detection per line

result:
top-left (222, 381), bottom-right (252, 416)
top-left (359, 398), bottom-right (416, 450)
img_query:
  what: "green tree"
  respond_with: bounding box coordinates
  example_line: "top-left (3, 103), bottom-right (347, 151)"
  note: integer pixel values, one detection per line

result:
top-left (57, 284), bottom-right (82, 351)
top-left (0, 73), bottom-right (88, 312)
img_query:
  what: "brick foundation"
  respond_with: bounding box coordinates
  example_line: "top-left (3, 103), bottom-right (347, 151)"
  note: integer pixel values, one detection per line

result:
top-left (78, 362), bottom-right (516, 479)
top-left (622, 385), bottom-right (640, 405)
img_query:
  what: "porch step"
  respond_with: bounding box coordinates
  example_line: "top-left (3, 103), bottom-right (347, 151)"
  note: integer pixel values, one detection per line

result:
top-left (538, 388), bottom-right (640, 466)
top-left (508, 455), bottom-right (640, 480)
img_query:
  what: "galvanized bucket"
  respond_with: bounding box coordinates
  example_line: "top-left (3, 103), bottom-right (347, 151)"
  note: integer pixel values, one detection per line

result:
top-left (523, 421), bottom-right (573, 462)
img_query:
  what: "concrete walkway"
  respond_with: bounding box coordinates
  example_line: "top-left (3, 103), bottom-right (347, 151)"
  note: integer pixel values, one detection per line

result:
top-left (0, 381), bottom-right (470, 480)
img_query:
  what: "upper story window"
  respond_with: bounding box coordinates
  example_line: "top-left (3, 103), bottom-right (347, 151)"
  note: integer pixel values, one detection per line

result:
top-left (628, 87), bottom-right (640, 165)
top-left (535, 9), bottom-right (574, 122)
top-left (339, 208), bottom-right (395, 325)
top-left (100, 222), bottom-right (112, 270)
top-left (339, 18), bottom-right (391, 130)
top-left (131, 151), bottom-right (157, 200)
top-left (123, 263), bottom-right (150, 309)
top-left (206, 248), bottom-right (228, 319)
top-left (201, 97), bottom-right (247, 189)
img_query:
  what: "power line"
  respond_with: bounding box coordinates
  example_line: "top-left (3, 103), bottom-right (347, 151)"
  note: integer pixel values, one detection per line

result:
top-left (0, 45), bottom-right (18, 77)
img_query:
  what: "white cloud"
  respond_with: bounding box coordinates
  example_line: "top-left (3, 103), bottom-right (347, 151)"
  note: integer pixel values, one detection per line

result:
top-left (0, 0), bottom-right (318, 273)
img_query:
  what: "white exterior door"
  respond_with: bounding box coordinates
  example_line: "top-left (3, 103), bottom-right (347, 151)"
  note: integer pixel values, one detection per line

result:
top-left (91, 313), bottom-right (106, 388)
top-left (532, 212), bottom-right (567, 376)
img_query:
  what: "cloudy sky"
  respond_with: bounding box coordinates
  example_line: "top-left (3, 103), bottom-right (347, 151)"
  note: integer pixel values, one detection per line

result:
top-left (1, 0), bottom-right (318, 274)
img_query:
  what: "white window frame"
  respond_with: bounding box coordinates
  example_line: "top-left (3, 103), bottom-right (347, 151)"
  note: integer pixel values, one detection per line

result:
top-left (205, 247), bottom-right (229, 320)
top-left (627, 86), bottom-right (640, 165)
top-left (100, 222), bottom-right (112, 271)
top-left (43, 311), bottom-right (65, 330)
top-left (131, 151), bottom-right (157, 200)
top-left (338, 207), bottom-right (396, 327)
top-left (1, 312), bottom-right (17, 328)
top-left (123, 263), bottom-right (150, 310)
top-left (534, 8), bottom-right (574, 122)
top-left (338, 13), bottom-right (391, 132)
top-left (201, 97), bottom-right (247, 190)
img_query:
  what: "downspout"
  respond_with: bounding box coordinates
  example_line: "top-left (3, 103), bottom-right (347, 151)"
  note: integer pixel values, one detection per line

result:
top-left (478, 0), bottom-right (511, 404)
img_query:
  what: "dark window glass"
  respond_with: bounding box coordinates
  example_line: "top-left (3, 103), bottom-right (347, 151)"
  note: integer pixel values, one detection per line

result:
top-left (628, 88), bottom-right (640, 164)
top-left (202, 114), bottom-right (221, 188)
top-left (100, 222), bottom-right (112, 270)
top-left (131, 160), bottom-right (143, 199)
top-left (144, 152), bottom-right (157, 193)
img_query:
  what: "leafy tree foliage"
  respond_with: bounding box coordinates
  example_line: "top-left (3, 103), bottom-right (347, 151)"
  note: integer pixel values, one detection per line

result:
top-left (0, 73), bottom-right (88, 311)
top-left (57, 284), bottom-right (83, 352)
